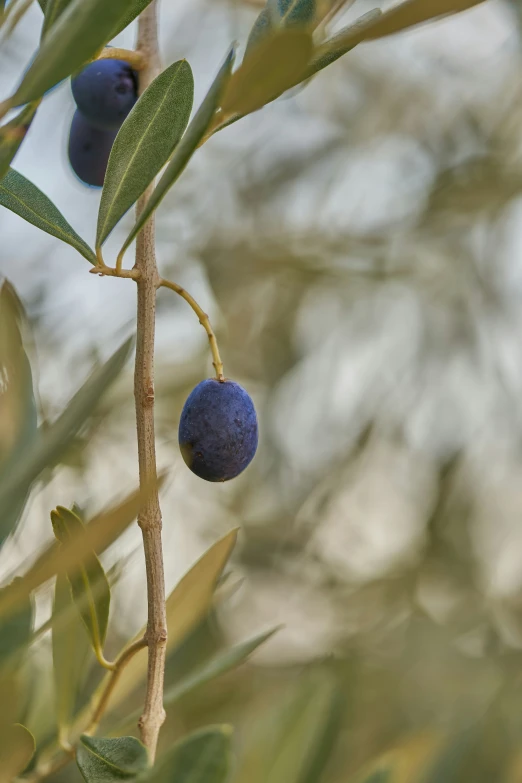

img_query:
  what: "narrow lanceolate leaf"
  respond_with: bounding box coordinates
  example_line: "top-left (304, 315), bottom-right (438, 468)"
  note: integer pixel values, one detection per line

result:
top-left (111, 0), bottom-right (160, 39)
top-left (145, 727), bottom-right (232, 783)
top-left (0, 580), bottom-right (33, 665)
top-left (120, 46), bottom-right (235, 260)
top-left (360, 773), bottom-right (391, 783)
top-left (12, 0), bottom-right (154, 105)
top-left (235, 673), bottom-right (343, 783)
top-left (0, 481), bottom-right (146, 623)
top-left (362, 0), bottom-right (486, 39)
top-left (41, 0), bottom-right (74, 37)
top-left (51, 506), bottom-right (111, 651)
top-left (76, 529), bottom-right (238, 725)
top-left (0, 281), bottom-right (37, 546)
top-left (0, 169), bottom-right (96, 263)
top-left (76, 735), bottom-right (149, 782)
top-left (164, 628), bottom-right (276, 707)
top-left (220, 31), bottom-right (313, 118)
top-left (0, 103), bottom-right (38, 180)
top-left (97, 60), bottom-right (194, 247)
top-left (0, 724), bottom-right (35, 781)
top-left (52, 572), bottom-right (92, 733)
top-left (0, 338), bottom-right (133, 550)
top-left (307, 9), bottom-right (383, 76)
top-left (245, 8), bottom-right (274, 56)
top-left (120, 627), bottom-right (277, 730)
top-left (268, 0), bottom-right (316, 28)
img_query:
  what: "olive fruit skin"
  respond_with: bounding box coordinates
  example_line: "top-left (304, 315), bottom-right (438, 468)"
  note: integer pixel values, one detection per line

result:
top-left (178, 379), bottom-right (258, 482)
top-left (71, 59), bottom-right (137, 131)
top-left (68, 110), bottom-right (118, 188)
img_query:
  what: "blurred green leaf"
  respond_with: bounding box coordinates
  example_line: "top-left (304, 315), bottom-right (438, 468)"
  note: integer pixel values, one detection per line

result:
top-left (79, 528), bottom-right (238, 725)
top-left (0, 281), bottom-right (37, 546)
top-left (0, 169), bottom-right (97, 263)
top-left (41, 0), bottom-right (74, 36)
top-left (221, 31), bottom-right (312, 118)
top-left (363, 0), bottom-right (486, 39)
top-left (37, 0), bottom-right (47, 11)
top-left (0, 337), bottom-right (132, 540)
top-left (0, 103), bottom-right (38, 180)
top-left (0, 676), bottom-right (20, 732)
top-left (51, 506), bottom-right (111, 651)
top-left (419, 729), bottom-right (476, 783)
top-left (145, 726), bottom-right (232, 783)
top-left (0, 481), bottom-right (147, 622)
top-left (0, 723), bottom-right (35, 781)
top-left (245, 8), bottom-right (274, 56)
top-left (97, 59), bottom-right (194, 247)
top-left (120, 46), bottom-right (235, 259)
top-left (360, 773), bottom-right (391, 783)
top-left (11, 0), bottom-right (154, 105)
top-left (110, 0), bottom-right (161, 39)
top-left (307, 9), bottom-right (382, 75)
top-left (77, 735), bottom-right (149, 782)
top-left (0, 580), bottom-right (32, 666)
top-left (52, 572), bottom-right (92, 735)
top-left (164, 628), bottom-right (277, 708)
top-left (164, 527), bottom-right (239, 649)
top-left (269, 0), bottom-right (316, 28)
top-left (119, 628), bottom-right (277, 731)
top-left (233, 672), bottom-right (343, 783)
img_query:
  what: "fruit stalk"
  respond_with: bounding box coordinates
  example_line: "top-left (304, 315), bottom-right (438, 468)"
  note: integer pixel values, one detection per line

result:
top-left (133, 0), bottom-right (167, 762)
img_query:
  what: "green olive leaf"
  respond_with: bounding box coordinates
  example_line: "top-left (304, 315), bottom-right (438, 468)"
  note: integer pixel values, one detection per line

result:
top-left (363, 0), bottom-right (486, 39)
top-left (51, 506), bottom-right (111, 652)
top-left (0, 281), bottom-right (37, 547)
top-left (0, 103), bottom-right (38, 180)
top-left (0, 337), bottom-right (133, 549)
top-left (11, 0), bottom-right (154, 105)
top-left (143, 726), bottom-right (232, 783)
top-left (0, 580), bottom-right (33, 667)
top-left (306, 9), bottom-right (383, 76)
top-left (75, 528), bottom-right (238, 726)
top-left (0, 169), bottom-right (97, 263)
top-left (118, 627), bottom-right (277, 731)
top-left (52, 572), bottom-right (93, 734)
top-left (41, 0), bottom-right (74, 37)
top-left (77, 735), bottom-right (149, 782)
top-left (97, 59), bottom-right (194, 247)
top-left (0, 723), bottom-right (35, 780)
top-left (233, 672), bottom-right (343, 783)
top-left (111, 0), bottom-right (159, 39)
top-left (244, 7), bottom-right (274, 56)
top-left (220, 30), bottom-right (312, 118)
top-left (360, 773), bottom-right (392, 783)
top-left (119, 46), bottom-right (235, 260)
top-left (268, 0), bottom-right (316, 28)
top-left (0, 481), bottom-right (147, 624)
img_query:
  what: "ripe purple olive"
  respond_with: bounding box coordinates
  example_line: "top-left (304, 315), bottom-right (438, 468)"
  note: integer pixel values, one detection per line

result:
top-left (179, 379), bottom-right (258, 482)
top-left (67, 110), bottom-right (117, 188)
top-left (71, 59), bottom-right (138, 131)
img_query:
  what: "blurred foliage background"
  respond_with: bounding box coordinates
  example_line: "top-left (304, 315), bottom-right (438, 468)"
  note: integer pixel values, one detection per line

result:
top-left (3, 0), bottom-right (522, 780)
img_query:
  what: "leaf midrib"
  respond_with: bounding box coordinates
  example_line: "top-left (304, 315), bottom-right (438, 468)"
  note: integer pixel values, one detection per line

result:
top-left (81, 738), bottom-right (141, 775)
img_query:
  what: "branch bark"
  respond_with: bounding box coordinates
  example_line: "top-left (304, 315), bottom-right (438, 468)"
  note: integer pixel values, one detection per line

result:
top-left (134, 1), bottom-right (166, 762)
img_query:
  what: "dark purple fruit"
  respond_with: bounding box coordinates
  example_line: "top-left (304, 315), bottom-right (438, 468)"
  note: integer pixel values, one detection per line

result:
top-left (178, 379), bottom-right (258, 482)
top-left (68, 110), bottom-right (117, 188)
top-left (71, 59), bottom-right (138, 131)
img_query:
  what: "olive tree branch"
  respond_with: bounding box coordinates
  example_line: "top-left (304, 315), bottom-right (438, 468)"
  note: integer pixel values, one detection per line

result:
top-left (133, 0), bottom-right (167, 763)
